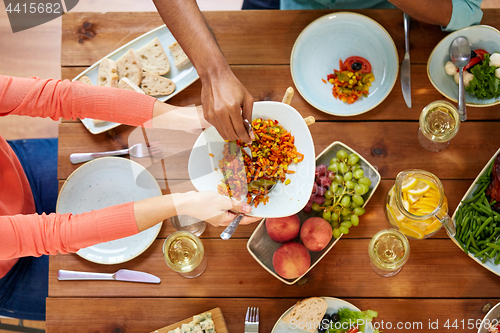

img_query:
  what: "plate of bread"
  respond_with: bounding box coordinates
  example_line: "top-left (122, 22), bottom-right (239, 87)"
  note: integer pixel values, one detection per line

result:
top-left (73, 25), bottom-right (199, 134)
top-left (272, 297), bottom-right (376, 333)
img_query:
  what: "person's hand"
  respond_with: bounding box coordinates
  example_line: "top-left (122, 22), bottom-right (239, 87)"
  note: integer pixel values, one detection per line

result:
top-left (177, 191), bottom-right (262, 227)
top-left (200, 67), bottom-right (255, 144)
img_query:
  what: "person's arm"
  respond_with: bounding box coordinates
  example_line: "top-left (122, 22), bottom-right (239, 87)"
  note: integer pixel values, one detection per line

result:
top-left (152, 0), bottom-right (254, 144)
top-left (0, 191), bottom-right (260, 260)
top-left (389, 0), bottom-right (483, 31)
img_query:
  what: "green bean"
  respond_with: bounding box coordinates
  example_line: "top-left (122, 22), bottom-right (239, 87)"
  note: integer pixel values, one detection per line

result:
top-left (463, 182), bottom-right (490, 204)
top-left (486, 243), bottom-right (500, 251)
top-left (470, 234), bottom-right (480, 252)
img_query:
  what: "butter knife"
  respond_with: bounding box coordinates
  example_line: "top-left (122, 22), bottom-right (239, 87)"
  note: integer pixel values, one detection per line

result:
top-left (401, 13), bottom-right (412, 108)
top-left (57, 269), bottom-right (161, 283)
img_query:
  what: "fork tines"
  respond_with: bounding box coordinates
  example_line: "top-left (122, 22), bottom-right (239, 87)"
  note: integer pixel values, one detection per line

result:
top-left (245, 306), bottom-right (259, 323)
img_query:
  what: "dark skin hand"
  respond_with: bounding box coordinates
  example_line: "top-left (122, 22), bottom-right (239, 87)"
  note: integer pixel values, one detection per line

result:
top-left (389, 0), bottom-right (453, 27)
top-left (152, 0), bottom-right (254, 144)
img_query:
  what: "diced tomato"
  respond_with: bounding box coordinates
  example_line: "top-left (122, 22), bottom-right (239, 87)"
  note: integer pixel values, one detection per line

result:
top-left (344, 56), bottom-right (372, 73)
top-left (474, 49), bottom-right (489, 61)
top-left (346, 326), bottom-right (359, 333)
top-left (464, 56), bottom-right (481, 71)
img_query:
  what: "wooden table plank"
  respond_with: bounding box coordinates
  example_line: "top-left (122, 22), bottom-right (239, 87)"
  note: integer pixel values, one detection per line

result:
top-left (58, 121), bottom-right (500, 181)
top-left (62, 10), bottom-right (500, 67)
top-left (48, 238), bottom-right (500, 299)
top-left (46, 297), bottom-right (500, 333)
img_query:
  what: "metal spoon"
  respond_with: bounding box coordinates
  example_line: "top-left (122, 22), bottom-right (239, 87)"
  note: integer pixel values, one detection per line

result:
top-left (220, 181), bottom-right (277, 240)
top-left (449, 36), bottom-right (471, 121)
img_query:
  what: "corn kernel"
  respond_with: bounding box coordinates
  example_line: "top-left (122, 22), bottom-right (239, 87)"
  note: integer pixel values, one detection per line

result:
top-left (285, 179), bottom-right (291, 185)
top-left (367, 82), bottom-right (371, 87)
top-left (329, 78), bottom-right (334, 84)
top-left (347, 72), bottom-right (353, 77)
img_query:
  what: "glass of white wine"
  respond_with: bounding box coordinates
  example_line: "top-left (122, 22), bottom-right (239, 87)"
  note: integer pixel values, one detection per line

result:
top-left (418, 100), bottom-right (460, 152)
top-left (368, 229), bottom-right (410, 277)
top-left (171, 215), bottom-right (206, 237)
top-left (163, 231), bottom-right (207, 278)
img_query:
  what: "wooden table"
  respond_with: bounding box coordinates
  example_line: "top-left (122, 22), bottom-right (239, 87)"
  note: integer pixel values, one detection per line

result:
top-left (50, 9), bottom-right (500, 333)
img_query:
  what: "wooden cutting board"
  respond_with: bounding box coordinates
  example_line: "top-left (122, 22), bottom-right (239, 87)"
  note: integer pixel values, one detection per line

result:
top-left (151, 307), bottom-right (228, 333)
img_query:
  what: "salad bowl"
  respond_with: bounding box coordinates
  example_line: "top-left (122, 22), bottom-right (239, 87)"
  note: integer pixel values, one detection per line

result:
top-left (427, 25), bottom-right (500, 107)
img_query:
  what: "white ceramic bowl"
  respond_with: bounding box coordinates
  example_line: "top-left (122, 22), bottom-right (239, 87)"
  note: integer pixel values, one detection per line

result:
top-left (188, 101), bottom-right (315, 218)
top-left (427, 25), bottom-right (500, 107)
top-left (290, 12), bottom-right (399, 116)
top-left (478, 301), bottom-right (500, 333)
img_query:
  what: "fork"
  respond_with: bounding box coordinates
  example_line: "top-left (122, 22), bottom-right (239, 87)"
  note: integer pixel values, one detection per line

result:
top-left (70, 142), bottom-right (161, 164)
top-left (245, 307), bottom-right (259, 333)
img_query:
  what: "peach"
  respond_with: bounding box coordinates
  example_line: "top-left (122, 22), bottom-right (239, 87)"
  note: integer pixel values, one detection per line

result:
top-left (266, 214), bottom-right (301, 243)
top-left (300, 217), bottom-right (332, 252)
top-left (272, 242), bottom-right (311, 279)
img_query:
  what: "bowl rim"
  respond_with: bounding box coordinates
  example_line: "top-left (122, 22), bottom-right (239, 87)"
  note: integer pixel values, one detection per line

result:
top-left (478, 301), bottom-right (500, 333)
top-left (290, 11), bottom-right (399, 117)
top-left (426, 24), bottom-right (500, 107)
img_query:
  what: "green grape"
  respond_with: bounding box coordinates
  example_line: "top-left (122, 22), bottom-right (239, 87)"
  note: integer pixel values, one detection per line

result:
top-left (341, 195), bottom-right (351, 207)
top-left (330, 157), bottom-right (339, 164)
top-left (339, 162), bottom-right (348, 174)
top-left (353, 168), bottom-right (364, 179)
top-left (328, 163), bottom-right (338, 173)
top-left (344, 172), bottom-right (353, 181)
top-left (347, 153), bottom-right (360, 166)
top-left (341, 214), bottom-right (351, 221)
top-left (352, 164), bottom-right (362, 171)
top-left (335, 187), bottom-right (344, 196)
top-left (353, 207), bottom-right (366, 216)
top-left (339, 226), bottom-right (350, 234)
top-left (324, 198), bottom-right (332, 206)
top-left (351, 215), bottom-right (360, 226)
top-left (354, 184), bottom-right (364, 194)
top-left (331, 220), bottom-right (340, 228)
top-left (312, 203), bottom-right (322, 212)
top-left (345, 180), bottom-right (355, 189)
top-left (341, 221), bottom-right (352, 228)
top-left (351, 201), bottom-right (361, 208)
top-left (340, 207), bottom-right (350, 216)
top-left (334, 174), bottom-right (344, 183)
top-left (336, 149), bottom-right (348, 160)
top-left (331, 183), bottom-right (339, 193)
top-left (325, 190), bottom-right (333, 199)
top-left (333, 228), bottom-right (341, 238)
top-left (352, 194), bottom-right (364, 206)
top-left (331, 212), bottom-right (339, 222)
top-left (359, 177), bottom-right (372, 187)
top-left (322, 210), bottom-right (331, 221)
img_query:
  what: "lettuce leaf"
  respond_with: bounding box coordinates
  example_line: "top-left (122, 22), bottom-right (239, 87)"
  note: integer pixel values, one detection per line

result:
top-left (327, 308), bottom-right (379, 333)
top-left (466, 53), bottom-right (500, 100)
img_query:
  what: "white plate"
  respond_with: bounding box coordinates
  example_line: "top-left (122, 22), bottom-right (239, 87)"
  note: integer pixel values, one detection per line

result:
top-left (73, 25), bottom-right (199, 134)
top-left (56, 157), bottom-right (162, 264)
top-left (247, 141), bottom-right (381, 285)
top-left (187, 101), bottom-right (316, 218)
top-left (451, 148), bottom-right (500, 276)
top-left (272, 297), bottom-right (374, 333)
top-left (427, 25), bottom-right (500, 107)
top-left (290, 12), bottom-right (398, 116)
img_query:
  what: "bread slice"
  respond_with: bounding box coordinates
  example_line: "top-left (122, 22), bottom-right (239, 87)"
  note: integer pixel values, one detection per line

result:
top-left (116, 49), bottom-right (143, 86)
top-left (97, 59), bottom-right (118, 88)
top-left (168, 41), bottom-right (190, 68)
top-left (118, 77), bottom-right (145, 94)
top-left (282, 297), bottom-right (328, 333)
top-left (135, 37), bottom-right (170, 75)
top-left (140, 72), bottom-right (175, 96)
top-left (78, 76), bottom-right (93, 85)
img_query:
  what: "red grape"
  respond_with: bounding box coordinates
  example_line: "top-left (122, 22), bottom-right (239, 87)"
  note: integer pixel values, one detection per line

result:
top-left (318, 176), bottom-right (332, 188)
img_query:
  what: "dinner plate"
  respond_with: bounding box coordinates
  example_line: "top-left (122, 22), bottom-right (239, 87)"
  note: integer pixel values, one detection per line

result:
top-left (272, 297), bottom-right (374, 333)
top-left (451, 148), bottom-right (500, 276)
top-left (290, 12), bottom-right (398, 116)
top-left (187, 101), bottom-right (315, 218)
top-left (427, 25), bottom-right (500, 107)
top-left (72, 24), bottom-right (199, 134)
top-left (56, 157), bottom-right (162, 264)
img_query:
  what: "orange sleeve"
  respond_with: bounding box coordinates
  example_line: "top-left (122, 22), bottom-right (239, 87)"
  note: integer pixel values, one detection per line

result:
top-left (0, 202), bottom-right (139, 260)
top-left (0, 75), bottom-right (156, 126)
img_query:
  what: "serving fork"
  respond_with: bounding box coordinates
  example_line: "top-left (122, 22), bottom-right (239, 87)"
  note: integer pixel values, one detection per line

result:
top-left (70, 142), bottom-right (161, 164)
top-left (245, 307), bottom-right (259, 333)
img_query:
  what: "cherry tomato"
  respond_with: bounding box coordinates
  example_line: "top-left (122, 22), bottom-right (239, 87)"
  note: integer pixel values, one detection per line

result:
top-left (344, 56), bottom-right (372, 73)
top-left (474, 49), bottom-right (489, 61)
top-left (346, 326), bottom-right (359, 333)
top-left (464, 56), bottom-right (481, 71)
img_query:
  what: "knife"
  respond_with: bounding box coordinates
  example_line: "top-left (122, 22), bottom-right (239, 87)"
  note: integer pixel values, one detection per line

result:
top-left (57, 269), bottom-right (161, 283)
top-left (401, 13), bottom-right (412, 108)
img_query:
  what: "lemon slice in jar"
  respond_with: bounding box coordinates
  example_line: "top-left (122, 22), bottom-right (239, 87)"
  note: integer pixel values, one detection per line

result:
top-left (406, 180), bottom-right (430, 196)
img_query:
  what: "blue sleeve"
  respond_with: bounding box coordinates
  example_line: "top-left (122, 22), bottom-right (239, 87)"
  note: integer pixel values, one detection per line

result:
top-left (443, 0), bottom-right (483, 31)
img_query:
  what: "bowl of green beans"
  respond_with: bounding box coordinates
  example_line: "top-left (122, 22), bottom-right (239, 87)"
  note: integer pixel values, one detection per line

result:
top-left (451, 148), bottom-right (500, 277)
